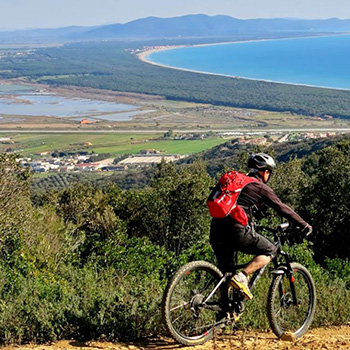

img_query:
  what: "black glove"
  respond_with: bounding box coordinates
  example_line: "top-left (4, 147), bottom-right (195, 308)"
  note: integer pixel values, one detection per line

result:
top-left (301, 224), bottom-right (313, 237)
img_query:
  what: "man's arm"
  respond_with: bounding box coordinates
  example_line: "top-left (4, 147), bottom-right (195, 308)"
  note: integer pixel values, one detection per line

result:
top-left (260, 184), bottom-right (308, 228)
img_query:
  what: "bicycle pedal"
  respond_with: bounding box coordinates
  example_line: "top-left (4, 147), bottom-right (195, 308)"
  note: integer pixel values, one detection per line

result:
top-left (226, 312), bottom-right (241, 323)
top-left (234, 314), bottom-right (241, 322)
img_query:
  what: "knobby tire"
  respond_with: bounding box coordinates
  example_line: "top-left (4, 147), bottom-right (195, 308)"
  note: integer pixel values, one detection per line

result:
top-left (162, 261), bottom-right (224, 346)
top-left (267, 262), bottom-right (316, 339)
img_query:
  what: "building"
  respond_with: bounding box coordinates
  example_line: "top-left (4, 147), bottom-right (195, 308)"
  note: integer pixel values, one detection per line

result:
top-left (117, 154), bottom-right (186, 167)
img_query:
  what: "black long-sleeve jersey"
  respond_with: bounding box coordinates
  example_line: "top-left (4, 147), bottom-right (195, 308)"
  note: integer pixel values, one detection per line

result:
top-left (237, 173), bottom-right (307, 227)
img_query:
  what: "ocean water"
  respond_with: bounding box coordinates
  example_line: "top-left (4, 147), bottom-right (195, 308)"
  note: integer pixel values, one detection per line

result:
top-left (147, 35), bottom-right (350, 90)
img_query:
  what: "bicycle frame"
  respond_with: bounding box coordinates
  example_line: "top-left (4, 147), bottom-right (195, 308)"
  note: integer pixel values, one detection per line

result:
top-left (205, 223), bottom-right (299, 312)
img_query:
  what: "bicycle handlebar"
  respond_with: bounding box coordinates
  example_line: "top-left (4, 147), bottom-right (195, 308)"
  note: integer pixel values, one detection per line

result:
top-left (255, 222), bottom-right (290, 234)
top-left (255, 222), bottom-right (306, 246)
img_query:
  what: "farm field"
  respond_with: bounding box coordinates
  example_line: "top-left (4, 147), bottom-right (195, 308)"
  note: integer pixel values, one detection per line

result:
top-left (0, 132), bottom-right (226, 157)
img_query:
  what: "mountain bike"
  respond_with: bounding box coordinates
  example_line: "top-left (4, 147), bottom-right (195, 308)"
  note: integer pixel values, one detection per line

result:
top-left (162, 222), bottom-right (316, 346)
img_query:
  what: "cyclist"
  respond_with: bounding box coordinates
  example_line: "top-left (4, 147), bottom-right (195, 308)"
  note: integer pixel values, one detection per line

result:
top-left (210, 153), bottom-right (312, 300)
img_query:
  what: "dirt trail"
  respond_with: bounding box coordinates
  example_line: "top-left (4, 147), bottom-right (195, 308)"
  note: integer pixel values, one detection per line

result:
top-left (3, 327), bottom-right (350, 350)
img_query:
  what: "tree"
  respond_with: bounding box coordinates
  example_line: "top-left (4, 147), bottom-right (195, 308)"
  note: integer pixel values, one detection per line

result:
top-left (57, 184), bottom-right (126, 260)
top-left (112, 160), bottom-right (213, 255)
top-left (305, 140), bottom-right (350, 261)
top-left (270, 157), bottom-right (310, 211)
top-left (0, 154), bottom-right (31, 270)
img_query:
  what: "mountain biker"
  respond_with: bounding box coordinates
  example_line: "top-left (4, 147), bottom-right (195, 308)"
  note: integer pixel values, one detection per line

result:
top-left (210, 153), bottom-right (312, 300)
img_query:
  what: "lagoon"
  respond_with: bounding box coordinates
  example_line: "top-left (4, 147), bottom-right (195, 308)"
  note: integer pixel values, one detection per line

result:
top-left (0, 86), bottom-right (145, 121)
top-left (146, 35), bottom-right (350, 90)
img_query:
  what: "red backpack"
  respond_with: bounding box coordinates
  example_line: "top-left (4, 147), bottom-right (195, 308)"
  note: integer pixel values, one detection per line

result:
top-left (207, 171), bottom-right (258, 226)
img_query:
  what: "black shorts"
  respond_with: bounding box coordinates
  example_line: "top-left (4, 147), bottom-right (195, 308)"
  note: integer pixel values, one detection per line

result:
top-left (210, 216), bottom-right (277, 273)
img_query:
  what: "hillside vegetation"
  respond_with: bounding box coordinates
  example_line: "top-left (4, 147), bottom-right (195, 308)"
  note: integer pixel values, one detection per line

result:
top-left (1, 135), bottom-right (350, 344)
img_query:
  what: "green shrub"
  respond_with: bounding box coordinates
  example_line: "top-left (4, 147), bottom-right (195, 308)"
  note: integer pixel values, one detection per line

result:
top-left (0, 237), bottom-right (174, 344)
top-left (324, 257), bottom-right (350, 289)
top-left (313, 276), bottom-right (350, 326)
top-left (0, 270), bottom-right (70, 344)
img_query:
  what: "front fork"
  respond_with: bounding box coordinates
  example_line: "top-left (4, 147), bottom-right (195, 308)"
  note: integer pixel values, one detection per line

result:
top-left (272, 252), bottom-right (298, 307)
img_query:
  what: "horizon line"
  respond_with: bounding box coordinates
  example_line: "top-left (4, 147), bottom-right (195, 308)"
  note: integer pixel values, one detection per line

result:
top-left (1, 14), bottom-right (350, 32)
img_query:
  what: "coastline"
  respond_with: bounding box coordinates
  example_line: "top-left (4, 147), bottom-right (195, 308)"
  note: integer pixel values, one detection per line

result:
top-left (137, 34), bottom-right (350, 92)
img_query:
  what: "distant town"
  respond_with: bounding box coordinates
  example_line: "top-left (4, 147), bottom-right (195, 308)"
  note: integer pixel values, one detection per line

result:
top-left (16, 150), bottom-right (186, 174)
top-left (0, 131), bottom-right (338, 174)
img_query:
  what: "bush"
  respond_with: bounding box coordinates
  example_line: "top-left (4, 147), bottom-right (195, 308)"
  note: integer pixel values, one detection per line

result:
top-left (0, 237), bottom-right (174, 344)
top-left (0, 270), bottom-right (70, 343)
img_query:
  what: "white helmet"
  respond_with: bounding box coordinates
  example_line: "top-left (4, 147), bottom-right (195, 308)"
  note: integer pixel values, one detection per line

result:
top-left (248, 153), bottom-right (276, 172)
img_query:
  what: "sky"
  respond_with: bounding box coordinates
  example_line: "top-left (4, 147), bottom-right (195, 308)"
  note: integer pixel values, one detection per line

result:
top-left (1, 0), bottom-right (350, 30)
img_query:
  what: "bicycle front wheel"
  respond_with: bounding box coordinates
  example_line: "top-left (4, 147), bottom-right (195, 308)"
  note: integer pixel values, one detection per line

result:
top-left (162, 261), bottom-right (224, 345)
top-left (267, 262), bottom-right (316, 339)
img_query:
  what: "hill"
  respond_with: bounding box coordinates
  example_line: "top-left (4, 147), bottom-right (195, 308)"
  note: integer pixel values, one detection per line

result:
top-left (83, 15), bottom-right (350, 40)
top-left (2, 15), bottom-right (350, 43)
top-left (3, 135), bottom-right (350, 343)
top-left (181, 133), bottom-right (350, 177)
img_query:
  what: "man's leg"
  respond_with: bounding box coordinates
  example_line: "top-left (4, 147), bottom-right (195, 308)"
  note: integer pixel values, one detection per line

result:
top-left (243, 254), bottom-right (272, 275)
top-left (230, 255), bottom-right (271, 300)
top-left (230, 228), bottom-right (277, 300)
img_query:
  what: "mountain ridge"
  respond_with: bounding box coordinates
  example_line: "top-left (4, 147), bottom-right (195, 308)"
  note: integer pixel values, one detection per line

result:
top-left (1, 14), bottom-right (350, 43)
top-left (80, 15), bottom-right (350, 39)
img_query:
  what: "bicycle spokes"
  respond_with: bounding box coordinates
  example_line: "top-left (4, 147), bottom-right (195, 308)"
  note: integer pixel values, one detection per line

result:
top-left (163, 262), bottom-right (224, 345)
top-left (267, 263), bottom-right (316, 338)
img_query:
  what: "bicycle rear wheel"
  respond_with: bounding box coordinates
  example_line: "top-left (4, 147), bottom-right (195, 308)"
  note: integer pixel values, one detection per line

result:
top-left (267, 262), bottom-right (316, 339)
top-left (162, 261), bottom-right (224, 345)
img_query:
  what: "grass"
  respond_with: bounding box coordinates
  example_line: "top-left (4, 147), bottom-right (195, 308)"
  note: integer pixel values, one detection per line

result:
top-left (0, 132), bottom-right (227, 157)
top-left (92, 138), bottom-right (227, 155)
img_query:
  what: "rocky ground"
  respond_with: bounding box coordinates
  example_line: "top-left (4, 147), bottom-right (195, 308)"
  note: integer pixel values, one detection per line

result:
top-left (3, 327), bottom-right (350, 350)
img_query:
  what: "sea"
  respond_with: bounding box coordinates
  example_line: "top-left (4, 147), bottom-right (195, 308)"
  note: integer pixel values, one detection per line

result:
top-left (146, 34), bottom-right (350, 90)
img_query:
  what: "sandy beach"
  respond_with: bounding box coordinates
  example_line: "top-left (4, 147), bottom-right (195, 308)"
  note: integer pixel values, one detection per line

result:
top-left (137, 45), bottom-right (186, 65)
top-left (136, 34), bottom-right (350, 92)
